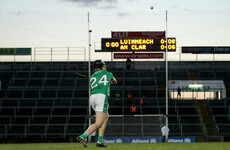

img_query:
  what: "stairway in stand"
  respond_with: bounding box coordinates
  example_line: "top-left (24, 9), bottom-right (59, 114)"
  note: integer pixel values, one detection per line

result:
top-left (196, 101), bottom-right (219, 141)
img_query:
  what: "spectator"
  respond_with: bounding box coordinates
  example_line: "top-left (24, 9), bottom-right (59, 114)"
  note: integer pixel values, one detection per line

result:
top-left (130, 104), bottom-right (137, 115)
top-left (140, 95), bottom-right (146, 106)
top-left (140, 95), bottom-right (146, 114)
top-left (127, 92), bottom-right (133, 106)
top-left (126, 57), bottom-right (132, 70)
top-left (115, 93), bottom-right (121, 106)
top-left (161, 124), bottom-right (169, 143)
top-left (177, 86), bottom-right (181, 100)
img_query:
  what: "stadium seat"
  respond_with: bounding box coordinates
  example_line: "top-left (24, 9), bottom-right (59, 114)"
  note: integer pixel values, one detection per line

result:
top-left (16, 72), bottom-right (30, 78)
top-left (0, 108), bottom-right (16, 116)
top-left (28, 79), bottom-right (44, 88)
top-left (57, 89), bottom-right (73, 98)
top-left (124, 125), bottom-right (142, 136)
top-left (76, 79), bottom-right (89, 87)
top-left (68, 116), bottom-right (86, 124)
top-left (27, 125), bottom-right (46, 136)
top-left (49, 116), bottom-right (67, 124)
top-left (7, 90), bottom-right (23, 98)
top-left (2, 99), bottom-right (19, 107)
top-left (105, 125), bottom-right (123, 136)
top-left (60, 79), bottom-right (75, 88)
top-left (13, 116), bottom-right (30, 124)
top-left (66, 125), bottom-right (85, 136)
top-left (44, 79), bottom-right (60, 88)
top-left (31, 116), bottom-right (49, 124)
top-left (139, 71), bottom-right (154, 78)
top-left (140, 78), bottom-right (156, 86)
top-left (143, 124), bottom-right (161, 136)
top-left (7, 125), bottom-right (26, 136)
top-left (16, 108), bottom-right (34, 116)
top-left (46, 71), bottom-right (61, 78)
top-left (62, 71), bottom-right (76, 78)
top-left (52, 108), bottom-right (70, 116)
top-left (180, 116), bottom-right (202, 124)
top-left (54, 98), bottom-right (71, 107)
top-left (46, 125), bottom-right (65, 137)
top-left (34, 108), bottom-right (52, 116)
top-left (41, 90), bottom-right (57, 98)
top-left (124, 71), bottom-right (139, 78)
top-left (19, 99), bottom-right (36, 107)
top-left (36, 98), bottom-right (54, 107)
top-left (70, 107), bottom-right (87, 115)
top-left (0, 116), bottom-right (12, 125)
top-left (24, 89), bottom-right (39, 98)
top-left (31, 71), bottom-right (46, 78)
top-left (9, 79), bottom-right (28, 88)
top-left (74, 90), bottom-right (88, 98)
top-left (124, 79), bottom-right (140, 86)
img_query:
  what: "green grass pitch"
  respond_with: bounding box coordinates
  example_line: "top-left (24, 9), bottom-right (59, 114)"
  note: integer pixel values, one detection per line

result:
top-left (0, 142), bottom-right (229, 150)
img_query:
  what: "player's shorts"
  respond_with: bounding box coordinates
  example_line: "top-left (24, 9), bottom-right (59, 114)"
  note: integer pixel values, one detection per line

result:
top-left (90, 94), bottom-right (109, 114)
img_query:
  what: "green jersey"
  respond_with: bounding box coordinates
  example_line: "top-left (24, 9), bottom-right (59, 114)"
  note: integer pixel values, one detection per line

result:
top-left (90, 70), bottom-right (114, 97)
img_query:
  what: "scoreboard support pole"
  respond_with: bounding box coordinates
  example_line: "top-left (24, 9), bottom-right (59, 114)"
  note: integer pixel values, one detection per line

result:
top-left (165, 10), bottom-right (169, 143)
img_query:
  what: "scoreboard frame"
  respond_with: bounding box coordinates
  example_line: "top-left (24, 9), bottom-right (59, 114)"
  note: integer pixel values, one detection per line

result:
top-left (101, 37), bottom-right (176, 52)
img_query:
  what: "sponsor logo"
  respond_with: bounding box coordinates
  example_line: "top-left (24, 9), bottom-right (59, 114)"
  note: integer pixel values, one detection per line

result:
top-left (214, 47), bottom-right (230, 53)
top-left (184, 138), bottom-right (191, 143)
top-left (132, 139), bottom-right (149, 143)
top-left (168, 137), bottom-right (194, 143)
top-left (101, 137), bottom-right (194, 143)
top-left (168, 139), bottom-right (184, 143)
top-left (150, 138), bottom-right (157, 143)
top-left (104, 140), bottom-right (115, 143)
top-left (116, 139), bottom-right (123, 143)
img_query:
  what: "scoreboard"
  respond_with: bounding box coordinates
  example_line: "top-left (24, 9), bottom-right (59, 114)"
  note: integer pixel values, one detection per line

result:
top-left (101, 38), bottom-right (176, 52)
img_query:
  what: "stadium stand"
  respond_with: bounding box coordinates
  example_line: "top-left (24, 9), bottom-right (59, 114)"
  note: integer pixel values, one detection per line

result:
top-left (0, 61), bottom-right (230, 142)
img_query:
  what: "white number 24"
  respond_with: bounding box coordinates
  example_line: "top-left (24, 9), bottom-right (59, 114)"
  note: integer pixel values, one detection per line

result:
top-left (90, 75), bottom-right (109, 89)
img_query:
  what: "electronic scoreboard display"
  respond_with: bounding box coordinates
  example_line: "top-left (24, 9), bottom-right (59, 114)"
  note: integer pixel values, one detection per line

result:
top-left (101, 38), bottom-right (176, 52)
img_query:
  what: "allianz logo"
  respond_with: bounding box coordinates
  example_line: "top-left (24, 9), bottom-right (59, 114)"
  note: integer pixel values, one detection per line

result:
top-left (132, 138), bottom-right (157, 143)
top-left (104, 138), bottom-right (123, 143)
top-left (168, 138), bottom-right (191, 143)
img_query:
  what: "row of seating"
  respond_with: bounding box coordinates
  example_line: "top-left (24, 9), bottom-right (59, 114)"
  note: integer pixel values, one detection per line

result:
top-left (0, 123), bottom-right (206, 138)
top-left (0, 124), bottom-right (86, 138)
top-left (207, 101), bottom-right (230, 136)
top-left (1, 71), bottom-right (158, 78)
top-left (0, 115), bottom-right (202, 125)
top-left (0, 62), bottom-right (89, 71)
top-left (8, 78), bottom-right (157, 89)
top-left (0, 105), bottom-right (199, 116)
top-left (2, 69), bottom-right (230, 80)
top-left (0, 97), bottom-right (197, 107)
top-left (1, 62), bottom-right (230, 71)
top-left (0, 115), bottom-right (87, 124)
top-left (0, 107), bottom-right (87, 116)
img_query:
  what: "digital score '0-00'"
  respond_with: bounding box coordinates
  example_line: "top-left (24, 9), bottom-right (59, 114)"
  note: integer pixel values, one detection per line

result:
top-left (101, 38), bottom-right (176, 52)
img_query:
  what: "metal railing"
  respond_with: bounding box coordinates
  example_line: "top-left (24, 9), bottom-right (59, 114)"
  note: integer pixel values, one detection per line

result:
top-left (0, 47), bottom-right (86, 62)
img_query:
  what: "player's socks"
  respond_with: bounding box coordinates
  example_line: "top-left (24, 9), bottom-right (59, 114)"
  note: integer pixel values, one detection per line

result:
top-left (80, 133), bottom-right (88, 140)
top-left (98, 136), bottom-right (103, 143)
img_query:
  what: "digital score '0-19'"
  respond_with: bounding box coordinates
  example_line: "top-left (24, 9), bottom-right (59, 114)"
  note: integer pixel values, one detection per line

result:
top-left (101, 38), bottom-right (176, 52)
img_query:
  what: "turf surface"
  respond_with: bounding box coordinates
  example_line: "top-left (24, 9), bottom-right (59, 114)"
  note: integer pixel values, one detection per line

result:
top-left (0, 142), bottom-right (229, 150)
